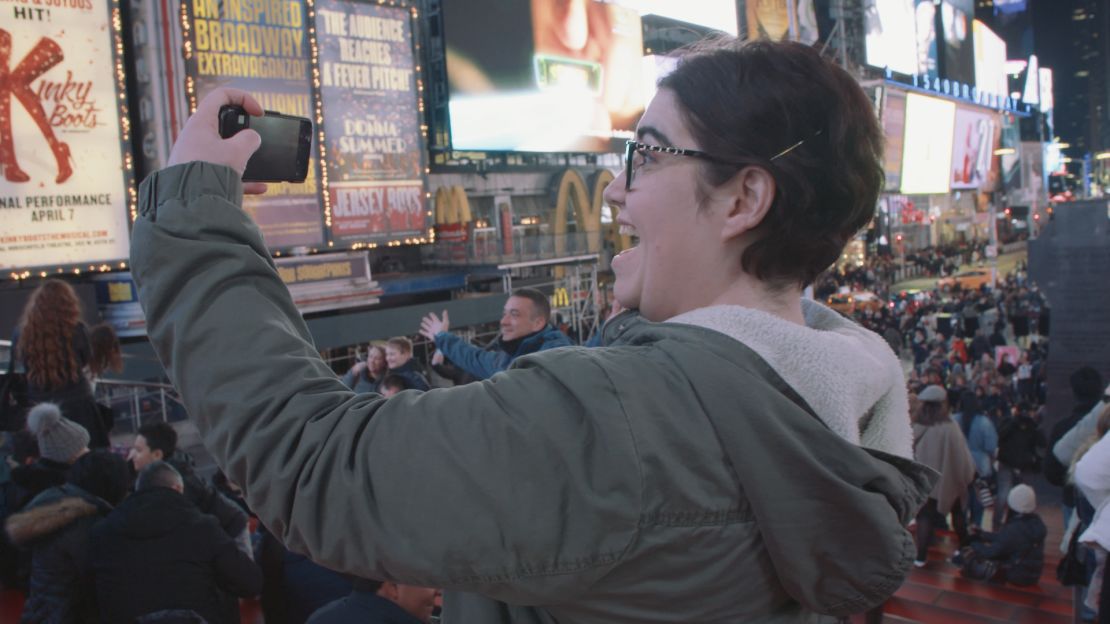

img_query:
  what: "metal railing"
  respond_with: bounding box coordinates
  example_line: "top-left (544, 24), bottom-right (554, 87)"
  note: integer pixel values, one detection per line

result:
top-left (95, 378), bottom-right (186, 434)
top-left (425, 231), bottom-right (598, 266)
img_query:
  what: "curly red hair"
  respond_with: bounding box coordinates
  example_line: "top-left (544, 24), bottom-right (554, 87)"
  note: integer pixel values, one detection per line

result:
top-left (18, 279), bottom-right (83, 390)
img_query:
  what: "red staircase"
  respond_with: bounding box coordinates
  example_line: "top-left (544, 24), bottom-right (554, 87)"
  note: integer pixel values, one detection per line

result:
top-left (856, 508), bottom-right (1078, 624)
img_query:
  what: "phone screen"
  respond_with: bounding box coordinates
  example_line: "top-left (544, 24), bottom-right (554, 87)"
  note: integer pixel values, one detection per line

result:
top-left (241, 112), bottom-right (312, 183)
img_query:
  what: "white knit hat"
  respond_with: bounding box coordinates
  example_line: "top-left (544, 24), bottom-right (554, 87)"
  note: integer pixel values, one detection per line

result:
top-left (26, 403), bottom-right (89, 464)
top-left (1008, 484), bottom-right (1037, 514)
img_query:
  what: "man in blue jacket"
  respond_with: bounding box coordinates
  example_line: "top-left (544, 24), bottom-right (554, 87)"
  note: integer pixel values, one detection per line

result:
top-left (419, 288), bottom-right (572, 380)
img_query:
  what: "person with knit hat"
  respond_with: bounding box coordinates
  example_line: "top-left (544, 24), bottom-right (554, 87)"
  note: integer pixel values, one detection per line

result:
top-left (912, 384), bottom-right (977, 567)
top-left (10, 403), bottom-right (91, 507)
top-left (954, 483), bottom-right (1046, 585)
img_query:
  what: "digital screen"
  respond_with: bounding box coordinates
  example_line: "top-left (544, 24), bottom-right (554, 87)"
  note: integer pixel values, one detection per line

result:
top-left (242, 114), bottom-right (309, 182)
top-left (940, 0), bottom-right (974, 85)
top-left (914, 0), bottom-right (939, 77)
top-left (973, 20), bottom-right (1008, 98)
top-left (620, 0), bottom-right (737, 35)
top-left (882, 89), bottom-right (907, 191)
top-left (443, 0), bottom-right (645, 152)
top-left (951, 106), bottom-right (997, 190)
top-left (864, 0), bottom-right (917, 75)
top-left (901, 93), bottom-right (955, 195)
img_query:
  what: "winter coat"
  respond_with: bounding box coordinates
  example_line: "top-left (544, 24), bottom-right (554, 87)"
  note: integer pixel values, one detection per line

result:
top-left (340, 368), bottom-right (380, 394)
top-left (385, 360), bottom-right (430, 392)
top-left (167, 450), bottom-right (249, 540)
top-left (130, 161), bottom-right (937, 623)
top-left (10, 458), bottom-right (70, 510)
top-left (5, 483), bottom-right (112, 623)
top-left (913, 420), bottom-right (977, 511)
top-left (433, 325), bottom-right (573, 380)
top-left (1053, 397), bottom-right (1110, 466)
top-left (953, 412), bottom-right (998, 477)
top-left (22, 323), bottom-right (112, 448)
top-left (89, 486), bottom-right (262, 624)
top-left (1077, 432), bottom-right (1110, 552)
top-left (970, 513), bottom-right (1046, 586)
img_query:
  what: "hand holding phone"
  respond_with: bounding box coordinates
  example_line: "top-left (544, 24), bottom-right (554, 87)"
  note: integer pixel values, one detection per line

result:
top-left (218, 105), bottom-right (313, 183)
top-left (167, 88), bottom-right (267, 194)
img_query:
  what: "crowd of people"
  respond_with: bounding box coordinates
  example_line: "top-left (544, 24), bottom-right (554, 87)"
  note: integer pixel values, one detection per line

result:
top-left (0, 36), bottom-right (1105, 624)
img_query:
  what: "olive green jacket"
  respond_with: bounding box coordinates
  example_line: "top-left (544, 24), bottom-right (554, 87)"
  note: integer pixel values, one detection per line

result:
top-left (131, 163), bottom-right (936, 623)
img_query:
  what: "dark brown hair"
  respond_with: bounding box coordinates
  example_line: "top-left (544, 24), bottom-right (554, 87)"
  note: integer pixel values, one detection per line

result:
top-left (18, 279), bottom-right (84, 389)
top-left (658, 38), bottom-right (884, 287)
top-left (511, 287), bottom-right (551, 322)
top-left (88, 322), bottom-right (123, 377)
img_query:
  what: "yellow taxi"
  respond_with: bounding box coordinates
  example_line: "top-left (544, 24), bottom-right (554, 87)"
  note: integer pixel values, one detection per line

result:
top-left (936, 268), bottom-right (995, 292)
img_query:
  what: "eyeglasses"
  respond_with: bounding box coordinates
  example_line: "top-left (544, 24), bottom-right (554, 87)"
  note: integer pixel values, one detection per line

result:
top-left (623, 136), bottom-right (810, 191)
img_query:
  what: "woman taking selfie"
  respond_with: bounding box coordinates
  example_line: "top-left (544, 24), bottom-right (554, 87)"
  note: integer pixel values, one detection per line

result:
top-left (131, 37), bottom-right (934, 623)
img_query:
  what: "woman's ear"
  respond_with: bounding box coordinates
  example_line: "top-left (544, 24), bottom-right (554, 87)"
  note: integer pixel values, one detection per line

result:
top-left (719, 166), bottom-right (776, 242)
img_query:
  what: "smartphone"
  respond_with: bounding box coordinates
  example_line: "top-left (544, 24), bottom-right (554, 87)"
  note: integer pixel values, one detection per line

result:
top-left (218, 105), bottom-right (312, 183)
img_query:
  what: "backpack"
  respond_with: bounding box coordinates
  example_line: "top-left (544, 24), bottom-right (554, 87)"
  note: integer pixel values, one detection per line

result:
top-left (998, 416), bottom-right (1042, 471)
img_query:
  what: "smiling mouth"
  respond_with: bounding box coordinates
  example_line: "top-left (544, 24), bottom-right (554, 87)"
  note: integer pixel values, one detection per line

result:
top-left (619, 224), bottom-right (639, 244)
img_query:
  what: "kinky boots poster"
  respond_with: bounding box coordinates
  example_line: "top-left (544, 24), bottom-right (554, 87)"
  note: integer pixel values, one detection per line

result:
top-left (0, 0), bottom-right (134, 274)
top-left (184, 0), bottom-right (325, 249)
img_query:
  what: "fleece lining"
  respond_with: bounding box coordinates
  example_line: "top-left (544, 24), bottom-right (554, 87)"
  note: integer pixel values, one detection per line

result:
top-left (668, 299), bottom-right (913, 458)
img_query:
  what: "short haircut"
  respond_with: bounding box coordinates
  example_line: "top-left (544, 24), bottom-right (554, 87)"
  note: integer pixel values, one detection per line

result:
top-left (1071, 366), bottom-right (1105, 404)
top-left (386, 336), bottom-right (413, 355)
top-left (658, 38), bottom-right (884, 287)
top-left (138, 421), bottom-right (178, 457)
top-left (68, 449), bottom-right (130, 506)
top-left (136, 460), bottom-right (184, 492)
top-left (380, 374), bottom-right (410, 393)
top-left (511, 287), bottom-right (551, 322)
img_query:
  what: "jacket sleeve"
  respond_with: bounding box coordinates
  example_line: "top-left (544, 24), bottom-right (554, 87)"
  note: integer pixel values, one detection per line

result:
top-left (130, 163), bottom-right (640, 603)
top-left (971, 524), bottom-right (1023, 560)
top-left (1076, 432), bottom-right (1110, 510)
top-left (433, 332), bottom-right (510, 379)
top-left (209, 522), bottom-right (264, 597)
top-left (1055, 401), bottom-right (1105, 464)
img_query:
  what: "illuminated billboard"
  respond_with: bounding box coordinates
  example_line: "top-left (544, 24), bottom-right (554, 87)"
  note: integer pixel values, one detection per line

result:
top-left (900, 93), bottom-right (955, 195)
top-left (951, 106), bottom-right (997, 190)
top-left (444, 0), bottom-right (644, 152)
top-left (183, 0), bottom-right (326, 249)
top-left (0, 0), bottom-right (135, 274)
top-left (940, 0), bottom-right (974, 85)
top-left (973, 20), bottom-right (1008, 99)
top-left (313, 0), bottom-right (427, 243)
top-left (914, 0), bottom-right (939, 77)
top-left (864, 0), bottom-right (917, 75)
top-left (621, 0), bottom-right (737, 35)
top-left (882, 89), bottom-right (908, 191)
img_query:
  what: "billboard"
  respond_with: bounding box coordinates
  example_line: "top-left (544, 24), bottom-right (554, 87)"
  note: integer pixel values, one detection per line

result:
top-left (940, 0), bottom-right (974, 85)
top-left (882, 89), bottom-right (907, 191)
top-left (746, 0), bottom-right (790, 41)
top-left (864, 0), bottom-right (917, 76)
top-left (914, 0), bottom-right (939, 77)
top-left (900, 93), bottom-right (955, 195)
top-left (973, 20), bottom-right (1007, 99)
top-left (443, 0), bottom-right (644, 152)
top-left (183, 0), bottom-right (325, 249)
top-left (314, 0), bottom-right (427, 242)
top-left (951, 106), bottom-right (998, 190)
top-left (1039, 67), bottom-right (1054, 112)
top-left (620, 0), bottom-right (737, 35)
top-left (0, 0), bottom-right (134, 273)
